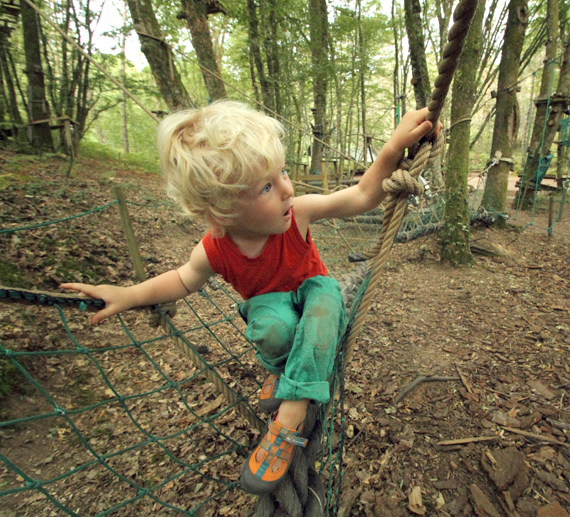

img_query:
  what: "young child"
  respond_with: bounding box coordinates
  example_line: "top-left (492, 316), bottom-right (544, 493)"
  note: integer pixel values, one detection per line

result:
top-left (62, 100), bottom-right (437, 495)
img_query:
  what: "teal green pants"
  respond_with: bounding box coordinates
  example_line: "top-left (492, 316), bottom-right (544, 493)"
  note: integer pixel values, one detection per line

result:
top-left (240, 276), bottom-right (346, 404)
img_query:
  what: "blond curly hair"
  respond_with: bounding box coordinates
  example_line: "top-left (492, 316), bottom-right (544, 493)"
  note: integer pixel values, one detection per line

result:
top-left (157, 100), bottom-right (285, 231)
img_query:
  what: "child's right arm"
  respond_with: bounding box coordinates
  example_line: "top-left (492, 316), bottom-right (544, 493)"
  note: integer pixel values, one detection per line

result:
top-left (61, 241), bottom-right (215, 324)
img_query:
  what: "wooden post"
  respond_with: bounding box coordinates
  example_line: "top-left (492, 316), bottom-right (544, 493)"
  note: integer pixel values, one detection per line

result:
top-left (333, 160), bottom-right (339, 186)
top-left (62, 117), bottom-right (73, 157)
top-left (321, 161), bottom-right (329, 192)
top-left (548, 194), bottom-right (554, 230)
top-left (112, 185), bottom-right (147, 282)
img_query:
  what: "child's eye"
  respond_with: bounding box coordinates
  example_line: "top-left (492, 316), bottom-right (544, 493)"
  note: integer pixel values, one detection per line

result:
top-left (262, 183), bottom-right (271, 194)
top-left (281, 168), bottom-right (287, 176)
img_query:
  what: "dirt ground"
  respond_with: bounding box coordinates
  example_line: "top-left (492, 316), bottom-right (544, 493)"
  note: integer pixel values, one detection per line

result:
top-left (0, 147), bottom-right (569, 517)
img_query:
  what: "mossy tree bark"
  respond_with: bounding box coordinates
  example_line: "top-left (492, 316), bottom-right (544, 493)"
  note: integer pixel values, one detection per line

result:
top-left (179, 0), bottom-right (227, 102)
top-left (440, 0), bottom-right (485, 266)
top-left (308, 0), bottom-right (329, 175)
top-left (20, 0), bottom-right (53, 151)
top-left (481, 0), bottom-right (528, 225)
top-left (126, 0), bottom-right (194, 112)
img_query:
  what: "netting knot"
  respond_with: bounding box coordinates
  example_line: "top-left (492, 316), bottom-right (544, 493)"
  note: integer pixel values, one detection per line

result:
top-left (138, 488), bottom-right (150, 496)
top-left (382, 168), bottom-right (424, 197)
top-left (3, 349), bottom-right (13, 357)
top-left (54, 406), bottom-right (66, 416)
top-left (76, 346), bottom-right (88, 354)
top-left (79, 301), bottom-right (87, 312)
top-left (25, 479), bottom-right (41, 489)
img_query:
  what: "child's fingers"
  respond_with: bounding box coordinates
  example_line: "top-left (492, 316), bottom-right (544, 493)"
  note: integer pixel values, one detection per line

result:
top-left (412, 120), bottom-right (433, 138)
top-left (60, 283), bottom-right (100, 299)
top-left (91, 308), bottom-right (115, 325)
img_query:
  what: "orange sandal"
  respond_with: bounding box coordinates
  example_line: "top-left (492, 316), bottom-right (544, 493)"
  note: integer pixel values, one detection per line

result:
top-left (240, 418), bottom-right (307, 494)
top-left (258, 374), bottom-right (283, 414)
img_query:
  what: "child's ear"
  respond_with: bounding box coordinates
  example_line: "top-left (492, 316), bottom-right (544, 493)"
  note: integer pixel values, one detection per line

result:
top-left (210, 225), bottom-right (226, 238)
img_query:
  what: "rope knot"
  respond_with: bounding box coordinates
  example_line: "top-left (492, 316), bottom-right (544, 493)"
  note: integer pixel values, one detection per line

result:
top-left (382, 169), bottom-right (424, 197)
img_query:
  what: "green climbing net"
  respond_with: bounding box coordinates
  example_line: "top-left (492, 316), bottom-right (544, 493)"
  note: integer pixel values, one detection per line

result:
top-left (0, 200), bottom-right (352, 516)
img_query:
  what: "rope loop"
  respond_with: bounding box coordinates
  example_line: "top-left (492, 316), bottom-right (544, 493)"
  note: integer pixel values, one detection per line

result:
top-left (382, 169), bottom-right (424, 197)
top-left (399, 157), bottom-right (414, 171)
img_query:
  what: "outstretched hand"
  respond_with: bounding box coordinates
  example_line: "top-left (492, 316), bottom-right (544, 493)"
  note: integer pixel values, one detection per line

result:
top-left (60, 283), bottom-right (135, 324)
top-left (389, 107), bottom-right (442, 154)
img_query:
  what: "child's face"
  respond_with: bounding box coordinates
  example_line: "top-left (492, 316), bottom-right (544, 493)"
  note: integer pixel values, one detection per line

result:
top-left (228, 162), bottom-right (294, 239)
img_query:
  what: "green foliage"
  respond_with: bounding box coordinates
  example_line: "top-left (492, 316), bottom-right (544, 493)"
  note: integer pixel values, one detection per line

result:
top-left (81, 133), bottom-right (161, 176)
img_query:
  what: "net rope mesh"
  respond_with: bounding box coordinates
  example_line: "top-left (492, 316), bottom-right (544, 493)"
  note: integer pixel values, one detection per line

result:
top-left (0, 185), bottom-right (484, 516)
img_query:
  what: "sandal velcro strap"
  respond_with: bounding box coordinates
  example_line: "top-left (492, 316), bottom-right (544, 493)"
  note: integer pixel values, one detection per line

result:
top-left (267, 421), bottom-right (308, 447)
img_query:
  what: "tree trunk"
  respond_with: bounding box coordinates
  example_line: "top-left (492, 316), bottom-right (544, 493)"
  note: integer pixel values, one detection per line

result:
top-left (357, 0), bottom-right (367, 167)
top-left (435, 0), bottom-right (454, 63)
top-left (263, 0), bottom-right (281, 114)
top-left (481, 0), bottom-right (529, 224)
top-left (404, 0), bottom-right (431, 108)
top-left (308, 0), bottom-right (329, 175)
top-left (0, 27), bottom-right (25, 139)
top-left (248, 50), bottom-right (260, 105)
top-left (126, 0), bottom-right (194, 112)
top-left (179, 0), bottom-right (227, 102)
top-left (246, 0), bottom-right (273, 111)
top-left (21, 0), bottom-right (53, 151)
top-left (391, 0), bottom-right (402, 129)
top-left (404, 0), bottom-right (444, 189)
top-left (440, 0), bottom-right (485, 265)
top-left (56, 0), bottom-right (72, 151)
top-left (121, 6), bottom-right (129, 154)
top-left (516, 0), bottom-right (560, 208)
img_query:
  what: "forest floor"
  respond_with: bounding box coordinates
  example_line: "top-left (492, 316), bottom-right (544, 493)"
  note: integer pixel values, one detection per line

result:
top-left (0, 145), bottom-right (569, 517)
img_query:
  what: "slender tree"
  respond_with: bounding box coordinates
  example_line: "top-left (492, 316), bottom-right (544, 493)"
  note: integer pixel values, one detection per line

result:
top-left (20, 0), bottom-right (54, 151)
top-left (0, 26), bottom-right (25, 141)
top-left (263, 0), bottom-right (282, 114)
top-left (440, 0), bottom-right (485, 265)
top-left (245, 0), bottom-right (273, 111)
top-left (121, 6), bottom-right (129, 154)
top-left (308, 0), bottom-right (329, 175)
top-left (481, 0), bottom-right (529, 224)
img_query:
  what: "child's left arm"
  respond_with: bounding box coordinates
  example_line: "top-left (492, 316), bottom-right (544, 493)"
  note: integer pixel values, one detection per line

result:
top-left (295, 107), bottom-right (439, 224)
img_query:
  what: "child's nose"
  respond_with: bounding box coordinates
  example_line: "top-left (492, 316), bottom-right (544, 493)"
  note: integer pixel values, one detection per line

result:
top-left (281, 177), bottom-right (294, 199)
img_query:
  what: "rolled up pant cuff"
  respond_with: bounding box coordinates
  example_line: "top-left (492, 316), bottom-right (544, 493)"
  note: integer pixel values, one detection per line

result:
top-left (276, 375), bottom-right (330, 404)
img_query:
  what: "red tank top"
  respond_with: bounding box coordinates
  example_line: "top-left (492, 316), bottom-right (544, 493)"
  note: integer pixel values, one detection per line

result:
top-left (202, 213), bottom-right (327, 300)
